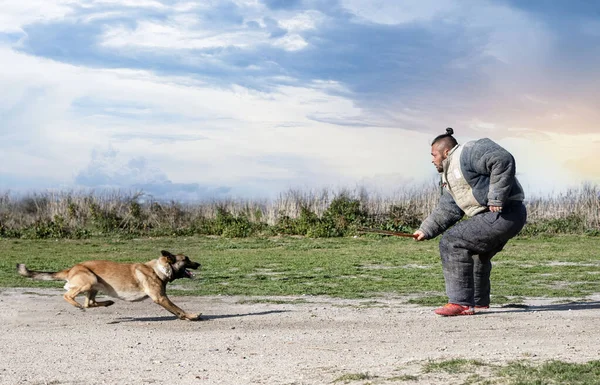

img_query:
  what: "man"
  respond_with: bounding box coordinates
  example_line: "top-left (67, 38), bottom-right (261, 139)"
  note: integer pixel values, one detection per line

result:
top-left (413, 128), bottom-right (527, 316)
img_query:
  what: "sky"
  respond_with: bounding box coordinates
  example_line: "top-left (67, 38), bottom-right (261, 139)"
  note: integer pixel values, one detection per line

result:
top-left (1, 0), bottom-right (599, 201)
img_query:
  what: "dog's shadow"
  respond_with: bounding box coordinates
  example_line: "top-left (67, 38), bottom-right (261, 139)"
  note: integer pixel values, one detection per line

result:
top-left (486, 300), bottom-right (600, 314)
top-left (107, 309), bottom-right (290, 324)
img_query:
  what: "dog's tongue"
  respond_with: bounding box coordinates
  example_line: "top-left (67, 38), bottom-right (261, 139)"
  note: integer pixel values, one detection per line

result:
top-left (185, 269), bottom-right (194, 278)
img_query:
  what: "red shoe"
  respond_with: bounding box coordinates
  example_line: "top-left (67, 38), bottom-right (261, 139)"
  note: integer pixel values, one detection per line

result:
top-left (475, 305), bottom-right (489, 310)
top-left (434, 303), bottom-right (475, 316)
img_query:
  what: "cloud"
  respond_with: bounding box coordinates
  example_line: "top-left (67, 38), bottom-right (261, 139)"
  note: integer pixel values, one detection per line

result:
top-left (74, 147), bottom-right (232, 200)
top-left (1, 0), bottom-right (599, 199)
top-left (2, 44), bottom-right (437, 198)
top-left (263, 0), bottom-right (302, 11)
top-left (0, 173), bottom-right (61, 192)
top-left (5, 0), bottom-right (542, 140)
top-left (0, 1), bottom-right (75, 33)
top-left (340, 0), bottom-right (460, 25)
top-left (75, 147), bottom-right (168, 186)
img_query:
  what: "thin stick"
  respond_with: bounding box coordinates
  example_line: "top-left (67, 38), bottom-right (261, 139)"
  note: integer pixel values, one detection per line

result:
top-left (357, 228), bottom-right (418, 238)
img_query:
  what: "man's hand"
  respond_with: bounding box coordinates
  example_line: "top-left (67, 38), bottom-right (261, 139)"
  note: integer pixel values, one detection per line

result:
top-left (489, 205), bottom-right (503, 213)
top-left (413, 230), bottom-right (426, 241)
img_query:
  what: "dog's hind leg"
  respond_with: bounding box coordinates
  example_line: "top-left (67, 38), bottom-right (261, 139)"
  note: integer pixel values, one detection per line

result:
top-left (84, 290), bottom-right (115, 308)
top-left (63, 267), bottom-right (97, 309)
top-left (63, 285), bottom-right (87, 308)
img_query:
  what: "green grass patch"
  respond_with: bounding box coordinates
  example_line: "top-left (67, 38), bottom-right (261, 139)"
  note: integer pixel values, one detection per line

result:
top-left (417, 358), bottom-right (600, 384)
top-left (2, 235), bottom-right (600, 301)
top-left (498, 360), bottom-right (600, 385)
top-left (333, 372), bottom-right (374, 383)
top-left (422, 359), bottom-right (487, 374)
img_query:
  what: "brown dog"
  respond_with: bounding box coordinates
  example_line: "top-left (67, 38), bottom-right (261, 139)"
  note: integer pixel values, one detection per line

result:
top-left (16, 250), bottom-right (201, 321)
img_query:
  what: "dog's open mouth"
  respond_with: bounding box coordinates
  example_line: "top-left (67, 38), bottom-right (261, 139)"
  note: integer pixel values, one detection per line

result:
top-left (184, 269), bottom-right (195, 278)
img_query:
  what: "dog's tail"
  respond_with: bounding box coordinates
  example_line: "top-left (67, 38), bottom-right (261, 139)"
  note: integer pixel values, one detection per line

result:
top-left (16, 264), bottom-right (70, 281)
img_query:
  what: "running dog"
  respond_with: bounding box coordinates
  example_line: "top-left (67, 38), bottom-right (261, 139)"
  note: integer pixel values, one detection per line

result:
top-left (16, 250), bottom-right (201, 321)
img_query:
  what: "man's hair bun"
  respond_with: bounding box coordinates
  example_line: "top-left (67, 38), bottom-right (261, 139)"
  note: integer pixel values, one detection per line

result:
top-left (431, 127), bottom-right (458, 147)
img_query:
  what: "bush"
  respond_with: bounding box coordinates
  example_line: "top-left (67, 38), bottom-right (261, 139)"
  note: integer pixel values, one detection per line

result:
top-left (275, 206), bottom-right (320, 236)
top-left (20, 215), bottom-right (89, 239)
top-left (0, 185), bottom-right (597, 239)
top-left (318, 194), bottom-right (367, 237)
top-left (89, 203), bottom-right (123, 233)
top-left (387, 204), bottom-right (422, 229)
top-left (521, 214), bottom-right (585, 236)
top-left (214, 207), bottom-right (257, 238)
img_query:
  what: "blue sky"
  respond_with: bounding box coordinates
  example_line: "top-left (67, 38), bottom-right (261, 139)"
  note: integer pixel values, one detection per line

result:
top-left (1, 0), bottom-right (599, 200)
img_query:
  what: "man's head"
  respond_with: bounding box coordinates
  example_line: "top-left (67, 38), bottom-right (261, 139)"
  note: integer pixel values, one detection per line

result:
top-left (431, 127), bottom-right (458, 172)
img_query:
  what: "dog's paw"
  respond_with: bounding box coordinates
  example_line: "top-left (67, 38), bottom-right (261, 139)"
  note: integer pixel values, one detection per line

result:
top-left (183, 313), bottom-right (202, 321)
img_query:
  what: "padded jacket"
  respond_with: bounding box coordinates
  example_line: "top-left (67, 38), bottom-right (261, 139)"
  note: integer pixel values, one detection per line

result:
top-left (418, 138), bottom-right (524, 239)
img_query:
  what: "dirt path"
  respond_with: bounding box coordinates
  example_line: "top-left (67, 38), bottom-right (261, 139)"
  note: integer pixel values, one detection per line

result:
top-left (1, 288), bottom-right (599, 384)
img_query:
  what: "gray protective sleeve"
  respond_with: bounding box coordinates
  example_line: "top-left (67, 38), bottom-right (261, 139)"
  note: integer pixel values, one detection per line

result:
top-left (418, 188), bottom-right (464, 239)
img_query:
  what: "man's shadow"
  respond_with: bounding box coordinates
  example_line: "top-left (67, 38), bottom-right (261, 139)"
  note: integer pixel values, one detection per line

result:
top-left (106, 309), bottom-right (290, 323)
top-left (487, 300), bottom-right (600, 314)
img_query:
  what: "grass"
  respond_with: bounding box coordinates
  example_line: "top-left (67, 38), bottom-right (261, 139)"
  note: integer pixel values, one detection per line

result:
top-left (333, 372), bottom-right (374, 383)
top-left (498, 360), bottom-right (600, 384)
top-left (334, 359), bottom-right (600, 384)
top-left (404, 359), bottom-right (600, 385)
top-left (422, 359), bottom-right (488, 374)
top-left (4, 235), bottom-right (600, 384)
top-left (2, 235), bottom-right (600, 302)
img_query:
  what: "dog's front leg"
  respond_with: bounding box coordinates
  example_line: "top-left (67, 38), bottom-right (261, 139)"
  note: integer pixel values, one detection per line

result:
top-left (150, 293), bottom-right (202, 321)
top-left (139, 273), bottom-right (202, 321)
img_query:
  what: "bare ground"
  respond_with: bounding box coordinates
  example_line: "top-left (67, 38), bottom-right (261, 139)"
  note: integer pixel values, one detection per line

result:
top-left (1, 288), bottom-right (599, 385)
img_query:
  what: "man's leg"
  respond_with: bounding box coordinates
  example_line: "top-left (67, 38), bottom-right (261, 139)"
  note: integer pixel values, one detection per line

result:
top-left (439, 221), bottom-right (480, 307)
top-left (473, 204), bottom-right (527, 307)
top-left (473, 252), bottom-right (495, 307)
top-left (438, 203), bottom-right (527, 309)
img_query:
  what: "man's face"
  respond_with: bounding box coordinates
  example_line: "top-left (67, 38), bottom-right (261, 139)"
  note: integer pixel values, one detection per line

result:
top-left (431, 145), bottom-right (447, 173)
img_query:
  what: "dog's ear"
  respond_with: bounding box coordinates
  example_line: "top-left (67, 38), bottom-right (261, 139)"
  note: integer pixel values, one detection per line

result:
top-left (164, 254), bottom-right (176, 264)
top-left (161, 250), bottom-right (174, 258)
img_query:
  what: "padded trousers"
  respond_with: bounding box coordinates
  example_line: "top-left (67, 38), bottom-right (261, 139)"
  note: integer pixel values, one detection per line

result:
top-left (438, 202), bottom-right (527, 307)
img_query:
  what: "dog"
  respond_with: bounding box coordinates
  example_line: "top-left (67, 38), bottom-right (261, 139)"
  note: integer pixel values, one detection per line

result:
top-left (16, 250), bottom-right (202, 321)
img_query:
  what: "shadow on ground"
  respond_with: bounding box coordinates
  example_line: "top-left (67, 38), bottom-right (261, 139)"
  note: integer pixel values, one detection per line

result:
top-left (489, 301), bottom-right (600, 314)
top-left (106, 310), bottom-right (290, 323)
